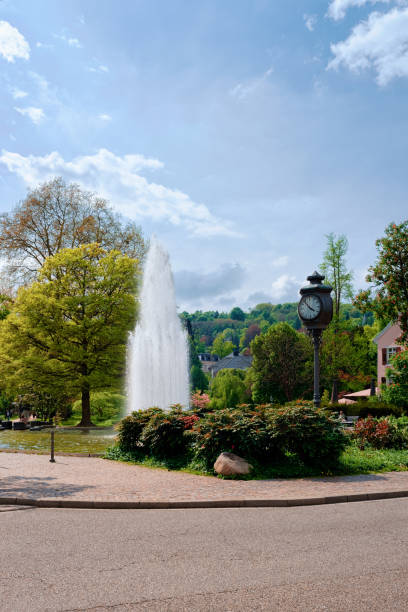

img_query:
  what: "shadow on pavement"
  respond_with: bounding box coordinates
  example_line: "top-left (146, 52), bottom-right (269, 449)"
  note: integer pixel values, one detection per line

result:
top-left (0, 475), bottom-right (93, 498)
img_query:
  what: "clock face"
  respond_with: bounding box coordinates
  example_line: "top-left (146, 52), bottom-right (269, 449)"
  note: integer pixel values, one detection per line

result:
top-left (298, 294), bottom-right (322, 321)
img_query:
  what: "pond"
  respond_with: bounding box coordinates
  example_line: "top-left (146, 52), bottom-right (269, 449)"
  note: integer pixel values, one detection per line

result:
top-left (0, 427), bottom-right (117, 454)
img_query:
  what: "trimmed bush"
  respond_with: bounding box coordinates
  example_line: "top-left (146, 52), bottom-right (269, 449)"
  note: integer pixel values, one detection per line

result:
top-left (191, 405), bottom-right (278, 469)
top-left (140, 411), bottom-right (193, 459)
top-left (327, 401), bottom-right (403, 419)
top-left (268, 404), bottom-right (349, 468)
top-left (117, 407), bottom-right (163, 454)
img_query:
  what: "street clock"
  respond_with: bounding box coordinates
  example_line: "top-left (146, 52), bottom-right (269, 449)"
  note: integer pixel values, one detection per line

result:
top-left (298, 271), bottom-right (333, 407)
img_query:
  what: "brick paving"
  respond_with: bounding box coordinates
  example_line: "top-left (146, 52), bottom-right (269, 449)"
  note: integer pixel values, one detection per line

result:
top-left (1, 451), bottom-right (408, 504)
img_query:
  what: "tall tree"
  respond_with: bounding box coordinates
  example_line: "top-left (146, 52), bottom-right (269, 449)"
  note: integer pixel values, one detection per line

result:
top-left (321, 233), bottom-right (353, 317)
top-left (0, 177), bottom-right (147, 283)
top-left (247, 322), bottom-right (313, 404)
top-left (0, 244), bottom-right (139, 426)
top-left (354, 221), bottom-right (408, 344)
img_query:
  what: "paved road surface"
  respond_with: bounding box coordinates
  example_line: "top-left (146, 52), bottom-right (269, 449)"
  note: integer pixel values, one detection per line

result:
top-left (1, 499), bottom-right (408, 611)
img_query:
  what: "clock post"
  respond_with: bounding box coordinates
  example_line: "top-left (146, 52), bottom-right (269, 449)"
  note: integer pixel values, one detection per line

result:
top-left (298, 271), bottom-right (333, 408)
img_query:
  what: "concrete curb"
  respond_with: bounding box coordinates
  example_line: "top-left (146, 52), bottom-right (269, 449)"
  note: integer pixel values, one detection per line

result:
top-left (1, 490), bottom-right (408, 509)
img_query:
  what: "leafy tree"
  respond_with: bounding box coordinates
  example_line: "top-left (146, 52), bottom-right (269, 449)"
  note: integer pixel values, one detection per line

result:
top-left (0, 177), bottom-right (147, 283)
top-left (209, 369), bottom-right (249, 409)
top-left (321, 233), bottom-right (353, 318)
top-left (381, 350), bottom-right (408, 407)
top-left (211, 331), bottom-right (235, 358)
top-left (320, 320), bottom-right (375, 394)
top-left (240, 323), bottom-right (261, 349)
top-left (354, 221), bottom-right (408, 344)
top-left (230, 306), bottom-right (246, 321)
top-left (0, 243), bottom-right (138, 426)
top-left (247, 322), bottom-right (313, 404)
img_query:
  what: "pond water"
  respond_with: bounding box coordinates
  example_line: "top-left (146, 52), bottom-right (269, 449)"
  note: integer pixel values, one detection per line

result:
top-left (0, 428), bottom-right (117, 454)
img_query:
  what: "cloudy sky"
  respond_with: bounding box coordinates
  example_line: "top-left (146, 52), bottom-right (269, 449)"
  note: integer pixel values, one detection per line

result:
top-left (0, 0), bottom-right (407, 312)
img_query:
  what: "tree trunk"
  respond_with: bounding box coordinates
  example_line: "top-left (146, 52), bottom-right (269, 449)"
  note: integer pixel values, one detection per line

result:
top-left (78, 386), bottom-right (94, 427)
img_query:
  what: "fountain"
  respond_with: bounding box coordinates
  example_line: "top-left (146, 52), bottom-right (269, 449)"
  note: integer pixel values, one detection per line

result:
top-left (127, 238), bottom-right (190, 413)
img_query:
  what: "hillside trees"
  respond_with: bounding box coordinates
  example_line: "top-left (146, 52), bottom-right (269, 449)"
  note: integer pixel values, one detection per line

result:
top-left (0, 177), bottom-right (147, 283)
top-left (0, 244), bottom-right (139, 426)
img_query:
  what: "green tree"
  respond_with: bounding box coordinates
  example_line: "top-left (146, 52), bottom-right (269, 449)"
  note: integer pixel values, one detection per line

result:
top-left (321, 233), bottom-right (353, 318)
top-left (209, 369), bottom-right (248, 409)
top-left (230, 306), bottom-right (246, 321)
top-left (320, 320), bottom-right (376, 394)
top-left (354, 221), bottom-right (408, 344)
top-left (0, 243), bottom-right (139, 426)
top-left (211, 330), bottom-right (235, 359)
top-left (0, 177), bottom-right (147, 284)
top-left (247, 322), bottom-right (313, 404)
top-left (382, 350), bottom-right (408, 407)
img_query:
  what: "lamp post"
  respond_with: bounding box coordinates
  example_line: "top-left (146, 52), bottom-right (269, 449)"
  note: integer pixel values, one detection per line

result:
top-left (298, 271), bottom-right (333, 408)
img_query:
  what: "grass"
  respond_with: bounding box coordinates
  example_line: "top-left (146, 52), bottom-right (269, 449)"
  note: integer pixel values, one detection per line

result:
top-left (60, 391), bottom-right (125, 427)
top-left (105, 442), bottom-right (408, 479)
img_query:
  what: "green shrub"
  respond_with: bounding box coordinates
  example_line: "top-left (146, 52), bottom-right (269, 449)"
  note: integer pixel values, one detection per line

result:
top-left (268, 403), bottom-right (349, 468)
top-left (140, 411), bottom-right (192, 459)
top-left (327, 400), bottom-right (403, 419)
top-left (116, 407), bottom-right (163, 454)
top-left (192, 405), bottom-right (278, 469)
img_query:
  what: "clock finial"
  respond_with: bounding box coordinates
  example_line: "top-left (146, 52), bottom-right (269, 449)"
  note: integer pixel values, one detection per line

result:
top-left (307, 270), bottom-right (325, 285)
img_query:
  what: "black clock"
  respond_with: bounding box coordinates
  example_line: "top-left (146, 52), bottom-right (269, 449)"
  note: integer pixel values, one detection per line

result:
top-left (298, 271), bottom-right (333, 329)
top-left (298, 294), bottom-right (321, 321)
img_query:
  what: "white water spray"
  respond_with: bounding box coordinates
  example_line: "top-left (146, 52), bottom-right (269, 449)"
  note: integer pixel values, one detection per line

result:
top-left (127, 238), bottom-right (190, 413)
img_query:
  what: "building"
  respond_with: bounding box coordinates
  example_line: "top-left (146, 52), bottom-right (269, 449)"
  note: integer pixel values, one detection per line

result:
top-left (197, 353), bottom-right (219, 374)
top-left (209, 349), bottom-right (252, 378)
top-left (372, 322), bottom-right (403, 387)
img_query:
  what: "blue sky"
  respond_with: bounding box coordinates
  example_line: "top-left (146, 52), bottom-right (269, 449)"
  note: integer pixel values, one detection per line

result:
top-left (1, 0), bottom-right (408, 311)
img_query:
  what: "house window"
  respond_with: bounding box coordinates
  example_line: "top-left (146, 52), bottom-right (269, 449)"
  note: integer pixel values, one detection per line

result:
top-left (382, 346), bottom-right (401, 365)
top-left (387, 347), bottom-right (399, 363)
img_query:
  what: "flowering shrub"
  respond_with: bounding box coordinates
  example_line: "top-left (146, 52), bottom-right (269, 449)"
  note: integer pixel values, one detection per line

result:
top-left (352, 416), bottom-right (408, 449)
top-left (268, 404), bottom-right (348, 467)
top-left (191, 392), bottom-right (211, 413)
top-left (116, 407), bottom-right (163, 454)
top-left (140, 412), bottom-right (189, 459)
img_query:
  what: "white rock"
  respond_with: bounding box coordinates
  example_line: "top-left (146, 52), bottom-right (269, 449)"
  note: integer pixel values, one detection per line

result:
top-left (214, 452), bottom-right (252, 476)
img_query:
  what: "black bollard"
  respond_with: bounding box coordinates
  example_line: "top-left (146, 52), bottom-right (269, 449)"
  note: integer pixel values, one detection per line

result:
top-left (50, 430), bottom-right (55, 463)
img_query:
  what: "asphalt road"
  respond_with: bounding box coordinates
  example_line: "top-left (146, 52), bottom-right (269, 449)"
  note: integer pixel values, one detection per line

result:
top-left (1, 499), bottom-right (408, 611)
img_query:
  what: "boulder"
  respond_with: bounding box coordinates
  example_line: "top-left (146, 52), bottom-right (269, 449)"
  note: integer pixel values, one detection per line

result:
top-left (214, 452), bottom-right (252, 476)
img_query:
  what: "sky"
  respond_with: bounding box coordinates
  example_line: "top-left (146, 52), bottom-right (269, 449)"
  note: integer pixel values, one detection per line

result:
top-left (0, 0), bottom-right (408, 312)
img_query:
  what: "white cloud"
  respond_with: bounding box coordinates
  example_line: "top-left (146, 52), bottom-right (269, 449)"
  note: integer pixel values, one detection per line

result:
top-left (270, 274), bottom-right (300, 301)
top-left (230, 67), bottom-right (273, 100)
top-left (88, 64), bottom-right (109, 73)
top-left (304, 14), bottom-right (317, 31)
top-left (0, 148), bottom-right (238, 237)
top-left (10, 87), bottom-right (27, 99)
top-left (328, 7), bottom-right (408, 85)
top-left (36, 41), bottom-right (53, 49)
top-left (14, 106), bottom-right (45, 124)
top-left (0, 21), bottom-right (30, 62)
top-left (98, 113), bottom-right (112, 121)
top-left (174, 264), bottom-right (246, 300)
top-left (53, 33), bottom-right (82, 48)
top-left (327, 0), bottom-right (391, 21)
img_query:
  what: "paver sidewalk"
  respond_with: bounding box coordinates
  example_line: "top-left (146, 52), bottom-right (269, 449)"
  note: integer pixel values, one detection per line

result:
top-left (1, 451), bottom-right (408, 508)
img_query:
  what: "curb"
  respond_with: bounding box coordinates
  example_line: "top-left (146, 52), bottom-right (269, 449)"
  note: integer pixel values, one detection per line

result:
top-left (1, 490), bottom-right (408, 509)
